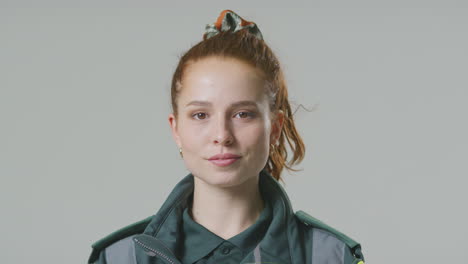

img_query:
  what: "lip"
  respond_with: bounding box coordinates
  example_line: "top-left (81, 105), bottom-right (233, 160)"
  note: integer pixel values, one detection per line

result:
top-left (209, 158), bottom-right (240, 167)
top-left (208, 153), bottom-right (242, 160)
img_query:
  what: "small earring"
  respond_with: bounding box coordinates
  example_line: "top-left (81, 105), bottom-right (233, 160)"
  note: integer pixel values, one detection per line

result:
top-left (179, 147), bottom-right (183, 158)
top-left (270, 143), bottom-right (276, 152)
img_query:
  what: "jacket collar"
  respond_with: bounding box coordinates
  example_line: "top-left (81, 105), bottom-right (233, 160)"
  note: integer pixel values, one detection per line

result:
top-left (180, 193), bottom-right (272, 263)
top-left (142, 169), bottom-right (297, 263)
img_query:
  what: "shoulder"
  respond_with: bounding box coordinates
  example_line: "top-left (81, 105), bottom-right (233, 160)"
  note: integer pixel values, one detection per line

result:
top-left (88, 215), bottom-right (153, 264)
top-left (294, 210), bottom-right (365, 264)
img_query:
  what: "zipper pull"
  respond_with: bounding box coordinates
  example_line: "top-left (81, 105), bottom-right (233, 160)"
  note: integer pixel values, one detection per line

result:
top-left (133, 234), bottom-right (182, 264)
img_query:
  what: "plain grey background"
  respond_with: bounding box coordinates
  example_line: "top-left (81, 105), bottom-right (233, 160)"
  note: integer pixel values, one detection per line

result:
top-left (1, 1), bottom-right (467, 263)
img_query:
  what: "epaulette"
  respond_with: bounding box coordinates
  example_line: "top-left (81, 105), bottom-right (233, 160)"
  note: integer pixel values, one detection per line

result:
top-left (294, 210), bottom-right (364, 260)
top-left (88, 215), bottom-right (153, 263)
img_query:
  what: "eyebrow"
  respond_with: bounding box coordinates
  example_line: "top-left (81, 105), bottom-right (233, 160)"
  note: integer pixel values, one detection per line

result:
top-left (185, 100), bottom-right (259, 108)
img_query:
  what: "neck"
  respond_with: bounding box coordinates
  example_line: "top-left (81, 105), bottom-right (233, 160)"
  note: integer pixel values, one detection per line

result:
top-left (189, 175), bottom-right (264, 240)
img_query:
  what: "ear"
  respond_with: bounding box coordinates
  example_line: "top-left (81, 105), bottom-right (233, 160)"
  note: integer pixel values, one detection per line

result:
top-left (270, 110), bottom-right (284, 144)
top-left (168, 113), bottom-right (182, 148)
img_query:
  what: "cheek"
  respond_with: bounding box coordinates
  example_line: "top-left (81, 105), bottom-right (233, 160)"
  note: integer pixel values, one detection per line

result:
top-left (178, 124), bottom-right (205, 150)
top-left (241, 127), bottom-right (270, 169)
top-left (242, 125), bottom-right (270, 151)
top-left (178, 118), bottom-right (271, 150)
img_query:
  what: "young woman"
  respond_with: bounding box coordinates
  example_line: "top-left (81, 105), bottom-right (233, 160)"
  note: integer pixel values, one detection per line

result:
top-left (88, 10), bottom-right (365, 264)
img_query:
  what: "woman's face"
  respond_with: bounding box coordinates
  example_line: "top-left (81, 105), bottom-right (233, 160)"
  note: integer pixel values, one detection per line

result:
top-left (168, 56), bottom-right (284, 188)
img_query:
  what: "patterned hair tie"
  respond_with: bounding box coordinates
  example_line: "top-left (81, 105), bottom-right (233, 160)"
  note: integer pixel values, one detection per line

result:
top-left (203, 10), bottom-right (263, 40)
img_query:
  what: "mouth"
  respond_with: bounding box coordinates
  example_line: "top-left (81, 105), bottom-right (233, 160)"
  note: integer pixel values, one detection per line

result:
top-left (208, 157), bottom-right (241, 167)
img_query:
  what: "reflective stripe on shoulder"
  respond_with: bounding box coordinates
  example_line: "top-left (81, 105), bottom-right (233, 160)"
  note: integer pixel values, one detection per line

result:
top-left (312, 228), bottom-right (345, 264)
top-left (105, 235), bottom-right (137, 264)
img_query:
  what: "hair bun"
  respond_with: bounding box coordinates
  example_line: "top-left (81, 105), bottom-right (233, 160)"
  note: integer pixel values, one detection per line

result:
top-left (203, 9), bottom-right (263, 40)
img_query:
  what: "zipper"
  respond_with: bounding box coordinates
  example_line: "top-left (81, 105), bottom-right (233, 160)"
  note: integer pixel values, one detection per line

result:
top-left (133, 237), bottom-right (180, 264)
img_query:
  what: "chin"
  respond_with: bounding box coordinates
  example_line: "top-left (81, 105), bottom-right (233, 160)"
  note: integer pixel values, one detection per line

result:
top-left (195, 169), bottom-right (246, 188)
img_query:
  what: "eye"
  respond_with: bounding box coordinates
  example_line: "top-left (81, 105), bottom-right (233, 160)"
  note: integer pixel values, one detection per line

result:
top-left (191, 111), bottom-right (255, 120)
top-left (235, 111), bottom-right (255, 119)
top-left (192, 112), bottom-right (207, 120)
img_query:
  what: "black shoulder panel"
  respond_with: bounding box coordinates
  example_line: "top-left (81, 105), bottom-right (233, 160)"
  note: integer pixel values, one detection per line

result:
top-left (88, 215), bottom-right (153, 263)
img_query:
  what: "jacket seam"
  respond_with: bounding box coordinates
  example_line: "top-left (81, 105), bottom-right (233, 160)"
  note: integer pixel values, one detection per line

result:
top-left (151, 187), bottom-right (193, 236)
top-left (267, 174), bottom-right (294, 264)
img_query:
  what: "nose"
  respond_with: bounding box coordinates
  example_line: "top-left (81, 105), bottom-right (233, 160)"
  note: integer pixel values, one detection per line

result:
top-left (213, 115), bottom-right (234, 146)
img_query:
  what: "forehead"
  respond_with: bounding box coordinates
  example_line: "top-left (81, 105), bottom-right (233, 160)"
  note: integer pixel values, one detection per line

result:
top-left (184, 56), bottom-right (265, 81)
top-left (179, 56), bottom-right (267, 103)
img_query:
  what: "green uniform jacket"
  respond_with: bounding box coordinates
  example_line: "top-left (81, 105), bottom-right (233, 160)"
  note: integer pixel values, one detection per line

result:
top-left (88, 170), bottom-right (365, 264)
